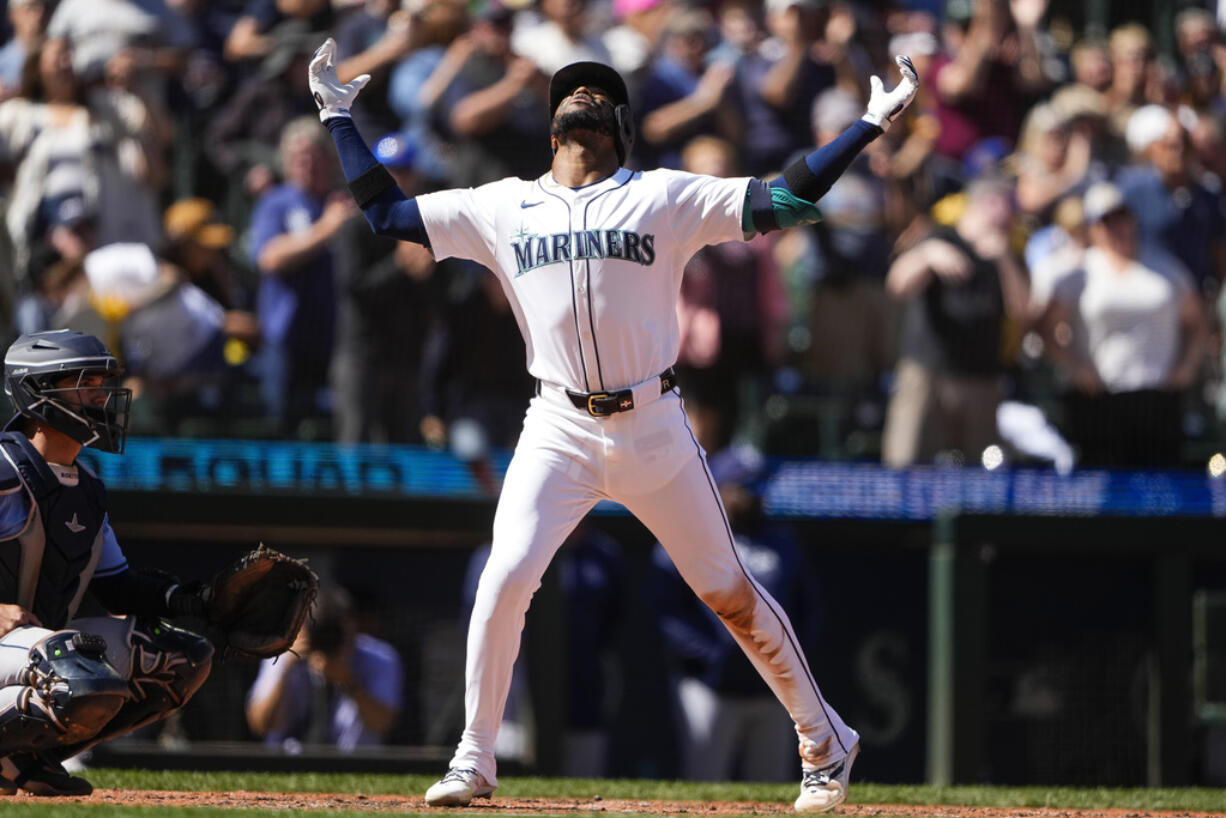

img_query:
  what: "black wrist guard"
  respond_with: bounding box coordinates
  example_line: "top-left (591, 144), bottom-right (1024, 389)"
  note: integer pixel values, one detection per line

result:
top-left (168, 581), bottom-right (208, 619)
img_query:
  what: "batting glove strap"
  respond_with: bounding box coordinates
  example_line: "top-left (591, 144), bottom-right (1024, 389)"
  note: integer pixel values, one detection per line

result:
top-left (318, 106), bottom-right (352, 122)
top-left (862, 55), bottom-right (919, 131)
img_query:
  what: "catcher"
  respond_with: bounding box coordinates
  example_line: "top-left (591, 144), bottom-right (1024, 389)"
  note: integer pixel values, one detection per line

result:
top-left (0, 329), bottom-right (316, 796)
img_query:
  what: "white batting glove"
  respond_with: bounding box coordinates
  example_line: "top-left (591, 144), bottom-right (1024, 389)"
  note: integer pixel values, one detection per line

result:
top-left (862, 55), bottom-right (919, 130)
top-left (308, 38), bottom-right (371, 122)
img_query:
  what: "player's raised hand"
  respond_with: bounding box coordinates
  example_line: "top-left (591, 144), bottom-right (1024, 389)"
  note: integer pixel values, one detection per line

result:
top-left (308, 38), bottom-right (371, 122)
top-left (862, 55), bottom-right (919, 130)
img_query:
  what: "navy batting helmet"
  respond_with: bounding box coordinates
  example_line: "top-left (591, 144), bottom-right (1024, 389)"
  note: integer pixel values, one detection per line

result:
top-left (4, 330), bottom-right (132, 454)
top-left (549, 61), bottom-right (635, 165)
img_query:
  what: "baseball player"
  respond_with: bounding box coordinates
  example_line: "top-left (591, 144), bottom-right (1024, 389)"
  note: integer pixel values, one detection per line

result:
top-left (0, 330), bottom-right (214, 796)
top-left (309, 41), bottom-right (918, 812)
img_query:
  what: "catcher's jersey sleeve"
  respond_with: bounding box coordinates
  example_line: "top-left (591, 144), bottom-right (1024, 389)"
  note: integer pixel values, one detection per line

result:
top-left (92, 517), bottom-right (128, 579)
top-left (0, 490), bottom-right (29, 540)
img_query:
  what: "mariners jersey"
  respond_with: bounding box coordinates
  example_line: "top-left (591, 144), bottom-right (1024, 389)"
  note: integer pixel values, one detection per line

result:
top-left (0, 432), bottom-right (116, 629)
top-left (417, 167), bottom-right (751, 394)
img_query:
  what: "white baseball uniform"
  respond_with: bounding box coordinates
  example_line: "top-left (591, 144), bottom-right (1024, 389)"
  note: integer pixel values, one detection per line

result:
top-left (417, 166), bottom-right (859, 786)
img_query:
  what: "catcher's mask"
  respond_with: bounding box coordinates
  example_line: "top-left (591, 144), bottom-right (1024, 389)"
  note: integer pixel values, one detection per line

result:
top-left (4, 330), bottom-right (132, 454)
top-left (549, 61), bottom-right (635, 166)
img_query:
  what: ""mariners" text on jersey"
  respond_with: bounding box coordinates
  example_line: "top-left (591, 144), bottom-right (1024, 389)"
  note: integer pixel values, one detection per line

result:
top-left (511, 229), bottom-right (656, 276)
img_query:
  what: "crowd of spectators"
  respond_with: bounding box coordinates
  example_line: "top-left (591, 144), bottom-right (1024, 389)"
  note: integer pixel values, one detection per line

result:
top-left (0, 0), bottom-right (1224, 472)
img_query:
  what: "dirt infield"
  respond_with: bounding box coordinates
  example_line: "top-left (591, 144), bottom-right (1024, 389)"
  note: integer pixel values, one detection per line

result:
top-left (38, 790), bottom-right (1222, 816)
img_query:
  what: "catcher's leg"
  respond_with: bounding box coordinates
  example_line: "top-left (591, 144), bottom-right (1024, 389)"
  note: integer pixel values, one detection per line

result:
top-left (0, 628), bottom-right (130, 753)
top-left (0, 627), bottom-right (131, 797)
top-left (52, 616), bottom-right (213, 759)
top-left (442, 415), bottom-right (601, 793)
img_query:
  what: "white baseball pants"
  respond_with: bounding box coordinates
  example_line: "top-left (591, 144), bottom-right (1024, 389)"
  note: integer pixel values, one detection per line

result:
top-left (448, 389), bottom-right (858, 786)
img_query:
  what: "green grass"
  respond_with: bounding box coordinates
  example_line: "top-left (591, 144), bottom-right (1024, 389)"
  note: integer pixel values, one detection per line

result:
top-left (2, 769), bottom-right (1222, 817)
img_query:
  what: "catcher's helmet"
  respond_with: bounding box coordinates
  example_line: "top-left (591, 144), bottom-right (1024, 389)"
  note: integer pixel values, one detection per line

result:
top-left (549, 61), bottom-right (635, 165)
top-left (4, 330), bottom-right (132, 454)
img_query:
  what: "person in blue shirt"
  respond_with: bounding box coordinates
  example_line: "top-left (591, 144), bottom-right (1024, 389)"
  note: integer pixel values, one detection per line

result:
top-left (246, 586), bottom-right (403, 751)
top-left (0, 330), bottom-right (214, 797)
top-left (248, 115), bottom-right (350, 435)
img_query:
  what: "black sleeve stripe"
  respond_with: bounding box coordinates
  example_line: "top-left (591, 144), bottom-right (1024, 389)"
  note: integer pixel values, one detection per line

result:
top-left (348, 164), bottom-right (397, 209)
top-left (747, 179), bottom-right (778, 235)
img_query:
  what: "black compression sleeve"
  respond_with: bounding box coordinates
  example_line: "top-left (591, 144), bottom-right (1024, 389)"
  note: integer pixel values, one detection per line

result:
top-left (91, 569), bottom-right (177, 617)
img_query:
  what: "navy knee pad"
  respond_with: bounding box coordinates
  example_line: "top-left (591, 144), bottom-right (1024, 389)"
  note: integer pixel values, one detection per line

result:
top-left (0, 630), bottom-right (130, 753)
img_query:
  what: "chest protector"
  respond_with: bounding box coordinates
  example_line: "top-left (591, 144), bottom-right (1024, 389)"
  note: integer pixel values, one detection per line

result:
top-left (0, 433), bottom-right (107, 629)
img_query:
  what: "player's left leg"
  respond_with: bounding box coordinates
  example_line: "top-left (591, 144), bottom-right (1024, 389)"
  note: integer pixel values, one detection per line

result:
top-left (620, 445), bottom-right (858, 811)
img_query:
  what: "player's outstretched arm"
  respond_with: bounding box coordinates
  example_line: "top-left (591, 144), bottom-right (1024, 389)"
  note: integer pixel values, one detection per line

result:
top-left (744, 56), bottom-right (918, 235)
top-left (309, 38), bottom-right (430, 246)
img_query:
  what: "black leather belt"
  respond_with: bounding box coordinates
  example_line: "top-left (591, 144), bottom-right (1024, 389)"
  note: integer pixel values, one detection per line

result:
top-left (564, 368), bottom-right (677, 417)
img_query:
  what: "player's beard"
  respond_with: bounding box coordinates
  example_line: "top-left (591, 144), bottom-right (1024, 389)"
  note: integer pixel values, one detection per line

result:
top-left (551, 105), bottom-right (617, 144)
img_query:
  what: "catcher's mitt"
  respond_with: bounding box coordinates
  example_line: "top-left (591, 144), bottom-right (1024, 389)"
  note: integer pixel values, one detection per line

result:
top-left (205, 544), bottom-right (318, 660)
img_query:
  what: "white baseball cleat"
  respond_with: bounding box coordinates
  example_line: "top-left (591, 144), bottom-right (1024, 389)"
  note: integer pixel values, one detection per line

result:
top-left (424, 768), bottom-right (496, 807)
top-left (794, 743), bottom-right (859, 813)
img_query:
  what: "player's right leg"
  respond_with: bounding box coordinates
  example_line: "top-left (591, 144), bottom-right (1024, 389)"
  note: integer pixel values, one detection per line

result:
top-left (427, 404), bottom-right (601, 806)
top-left (0, 625), bottom-right (131, 796)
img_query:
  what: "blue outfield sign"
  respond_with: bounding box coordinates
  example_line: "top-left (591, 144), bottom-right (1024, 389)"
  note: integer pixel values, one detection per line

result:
top-left (80, 438), bottom-right (1226, 519)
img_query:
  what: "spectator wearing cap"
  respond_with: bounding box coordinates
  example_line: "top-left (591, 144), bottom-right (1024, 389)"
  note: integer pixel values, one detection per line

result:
top-left (435, 0), bottom-right (553, 188)
top-left (331, 131), bottom-right (447, 444)
top-left (1037, 182), bottom-right (1206, 469)
top-left (882, 178), bottom-right (1030, 468)
top-left (248, 116), bottom-right (353, 436)
top-left (637, 6), bottom-right (740, 170)
top-left (1116, 104), bottom-right (1226, 293)
top-left (731, 0), bottom-right (836, 176)
top-left (0, 0), bottom-right (48, 102)
top-left (162, 198), bottom-right (261, 354)
top-left (928, 0), bottom-right (1050, 161)
top-left (650, 428), bottom-right (817, 782)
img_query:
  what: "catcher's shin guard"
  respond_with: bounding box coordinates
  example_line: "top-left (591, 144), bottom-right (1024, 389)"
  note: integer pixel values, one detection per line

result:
top-left (0, 631), bottom-right (130, 754)
top-left (59, 619), bottom-right (213, 759)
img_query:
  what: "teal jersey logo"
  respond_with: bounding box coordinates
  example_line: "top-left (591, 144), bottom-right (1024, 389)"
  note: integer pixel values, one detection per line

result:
top-left (510, 227), bottom-right (656, 277)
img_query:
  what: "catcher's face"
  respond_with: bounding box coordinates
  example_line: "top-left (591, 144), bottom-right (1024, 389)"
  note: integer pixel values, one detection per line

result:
top-left (54, 373), bottom-right (109, 409)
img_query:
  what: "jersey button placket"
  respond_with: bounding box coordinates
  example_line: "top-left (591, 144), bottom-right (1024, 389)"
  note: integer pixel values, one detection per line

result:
top-left (573, 210), bottom-right (596, 384)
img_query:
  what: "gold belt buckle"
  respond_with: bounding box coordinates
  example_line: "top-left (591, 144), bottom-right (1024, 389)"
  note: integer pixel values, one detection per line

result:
top-left (587, 392), bottom-right (611, 415)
